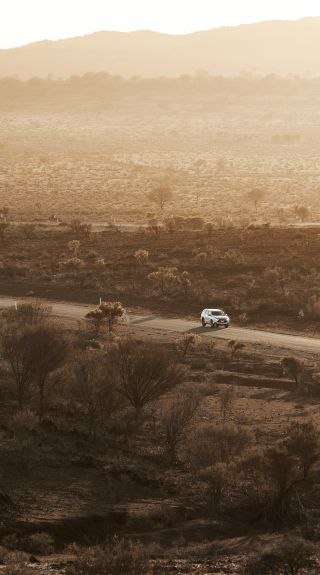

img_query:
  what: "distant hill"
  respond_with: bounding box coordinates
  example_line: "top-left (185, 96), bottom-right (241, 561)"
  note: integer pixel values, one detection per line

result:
top-left (1, 18), bottom-right (320, 79)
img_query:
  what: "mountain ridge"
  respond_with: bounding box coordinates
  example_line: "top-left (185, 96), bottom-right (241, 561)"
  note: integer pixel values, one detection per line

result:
top-left (1, 17), bottom-right (319, 79)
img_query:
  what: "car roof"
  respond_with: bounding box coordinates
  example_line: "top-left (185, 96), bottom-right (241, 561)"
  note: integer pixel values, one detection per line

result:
top-left (206, 308), bottom-right (223, 312)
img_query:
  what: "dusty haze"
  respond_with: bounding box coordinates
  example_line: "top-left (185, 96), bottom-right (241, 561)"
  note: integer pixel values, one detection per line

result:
top-left (1, 18), bottom-right (320, 78)
top-left (1, 15), bottom-right (320, 575)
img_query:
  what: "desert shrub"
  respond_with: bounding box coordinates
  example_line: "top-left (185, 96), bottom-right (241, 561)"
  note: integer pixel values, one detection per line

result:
top-left (134, 249), bottom-right (149, 265)
top-left (281, 357), bottom-right (306, 386)
top-left (246, 187), bottom-right (267, 211)
top-left (204, 222), bottom-right (214, 236)
top-left (86, 301), bottom-right (125, 334)
top-left (9, 410), bottom-right (38, 438)
top-left (21, 224), bottom-right (36, 239)
top-left (2, 535), bottom-right (20, 550)
top-left (194, 251), bottom-right (207, 263)
top-left (188, 423), bottom-right (253, 467)
top-left (61, 256), bottom-right (84, 272)
top-left (284, 420), bottom-right (320, 481)
top-left (8, 410), bottom-right (38, 466)
top-left (148, 267), bottom-right (192, 297)
top-left (65, 537), bottom-right (154, 575)
top-left (309, 373), bottom-right (320, 396)
top-left (22, 532), bottom-right (55, 555)
top-left (223, 249), bottom-right (245, 265)
top-left (294, 205), bottom-right (310, 223)
top-left (245, 537), bottom-right (315, 575)
top-left (1, 565), bottom-right (34, 575)
top-left (218, 385), bottom-right (236, 422)
top-left (177, 333), bottom-right (201, 359)
top-left (199, 462), bottom-right (235, 510)
top-left (238, 421), bottom-right (320, 523)
top-left (306, 294), bottom-right (320, 320)
top-left (68, 239), bottom-right (80, 255)
top-left (228, 340), bottom-right (245, 360)
top-left (1, 299), bottom-right (51, 325)
top-left (184, 216), bottom-right (204, 230)
top-left (69, 220), bottom-right (91, 236)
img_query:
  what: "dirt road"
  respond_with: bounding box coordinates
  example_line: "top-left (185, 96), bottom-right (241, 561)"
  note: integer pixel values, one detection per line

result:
top-left (0, 296), bottom-right (319, 354)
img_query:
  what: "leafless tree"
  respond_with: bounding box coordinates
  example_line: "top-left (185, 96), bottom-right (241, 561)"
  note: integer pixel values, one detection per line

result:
top-left (148, 184), bottom-right (173, 211)
top-left (112, 338), bottom-right (186, 419)
top-left (1, 324), bottom-right (38, 408)
top-left (1, 321), bottom-right (67, 415)
top-left (28, 323), bottom-right (68, 417)
top-left (72, 351), bottom-right (123, 436)
top-left (246, 187), bottom-right (266, 212)
top-left (162, 392), bottom-right (200, 461)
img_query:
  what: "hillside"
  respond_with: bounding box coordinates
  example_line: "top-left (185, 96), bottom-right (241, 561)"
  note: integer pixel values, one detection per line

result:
top-left (0, 18), bottom-right (320, 79)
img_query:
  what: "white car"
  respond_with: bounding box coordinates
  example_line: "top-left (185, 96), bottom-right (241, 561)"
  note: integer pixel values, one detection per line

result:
top-left (201, 308), bottom-right (230, 328)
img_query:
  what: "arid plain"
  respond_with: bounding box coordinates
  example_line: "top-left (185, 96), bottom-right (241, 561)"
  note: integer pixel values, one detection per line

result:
top-left (0, 61), bottom-right (320, 575)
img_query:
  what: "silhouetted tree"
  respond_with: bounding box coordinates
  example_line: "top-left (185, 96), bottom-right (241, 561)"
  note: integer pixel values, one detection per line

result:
top-left (148, 184), bottom-right (173, 211)
top-left (294, 205), bottom-right (310, 223)
top-left (1, 325), bottom-right (37, 408)
top-left (72, 351), bottom-right (123, 436)
top-left (112, 339), bottom-right (185, 419)
top-left (29, 323), bottom-right (68, 417)
top-left (246, 187), bottom-right (266, 211)
top-left (162, 392), bottom-right (200, 461)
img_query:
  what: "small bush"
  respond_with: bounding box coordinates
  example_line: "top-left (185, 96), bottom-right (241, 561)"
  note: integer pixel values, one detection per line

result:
top-left (65, 537), bottom-right (154, 575)
top-left (245, 537), bottom-right (315, 575)
top-left (22, 532), bottom-right (55, 555)
top-left (1, 566), bottom-right (34, 575)
top-left (188, 423), bottom-right (253, 467)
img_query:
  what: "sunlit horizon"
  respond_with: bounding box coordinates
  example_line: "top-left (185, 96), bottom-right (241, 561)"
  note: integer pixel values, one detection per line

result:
top-left (1, 0), bottom-right (320, 49)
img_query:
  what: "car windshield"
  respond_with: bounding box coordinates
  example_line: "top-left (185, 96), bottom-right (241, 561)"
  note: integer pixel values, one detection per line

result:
top-left (210, 310), bottom-right (225, 316)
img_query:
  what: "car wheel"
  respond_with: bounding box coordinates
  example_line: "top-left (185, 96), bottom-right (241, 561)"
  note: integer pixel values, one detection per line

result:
top-left (201, 318), bottom-right (206, 327)
top-left (224, 324), bottom-right (229, 328)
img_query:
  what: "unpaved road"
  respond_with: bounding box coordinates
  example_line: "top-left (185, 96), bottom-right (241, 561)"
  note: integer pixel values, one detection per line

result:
top-left (0, 296), bottom-right (319, 355)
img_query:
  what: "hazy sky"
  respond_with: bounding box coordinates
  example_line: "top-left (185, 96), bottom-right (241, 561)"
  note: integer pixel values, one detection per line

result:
top-left (1, 0), bottom-right (320, 48)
